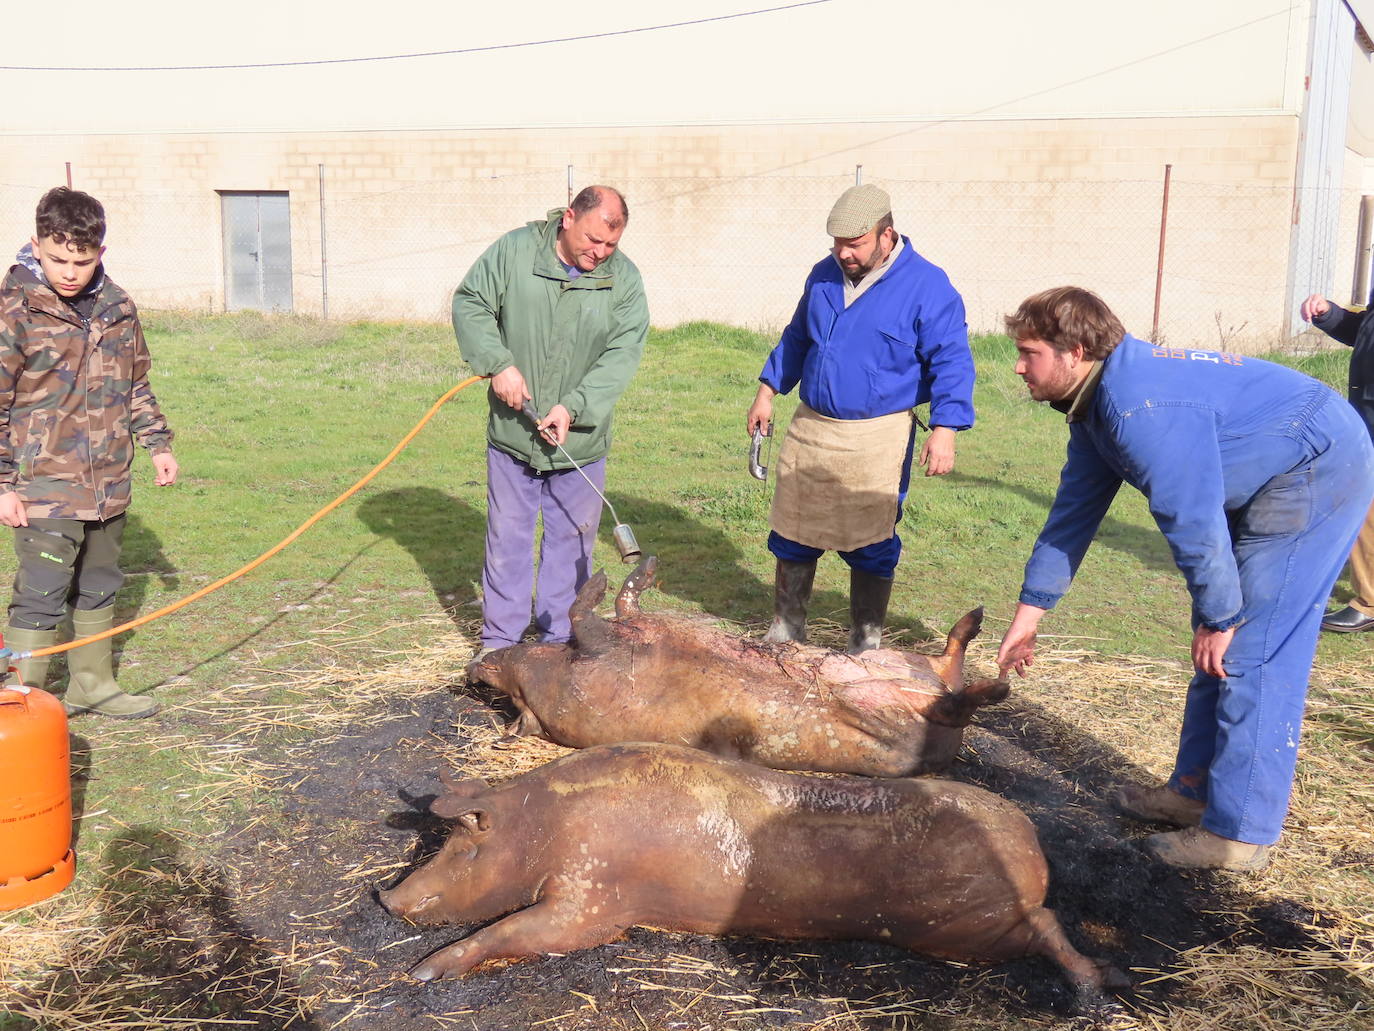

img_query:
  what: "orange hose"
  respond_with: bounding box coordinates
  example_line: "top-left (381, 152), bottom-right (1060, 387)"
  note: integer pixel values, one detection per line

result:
top-left (20, 376), bottom-right (483, 660)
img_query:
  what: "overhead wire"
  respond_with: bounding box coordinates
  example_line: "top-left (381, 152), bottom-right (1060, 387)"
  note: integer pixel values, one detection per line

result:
top-left (0, 1), bottom-right (836, 73)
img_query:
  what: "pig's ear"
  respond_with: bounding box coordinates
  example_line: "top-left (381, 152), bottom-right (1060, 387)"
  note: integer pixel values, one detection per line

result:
top-left (457, 809), bottom-right (491, 835)
top-left (430, 798), bottom-right (491, 834)
top-left (439, 768), bottom-right (489, 798)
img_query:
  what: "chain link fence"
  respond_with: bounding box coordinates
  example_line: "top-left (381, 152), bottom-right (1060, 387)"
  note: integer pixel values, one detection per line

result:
top-left (0, 162), bottom-right (1358, 350)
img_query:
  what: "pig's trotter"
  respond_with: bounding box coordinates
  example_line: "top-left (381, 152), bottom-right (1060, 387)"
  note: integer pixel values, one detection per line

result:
top-left (569, 571), bottom-right (614, 655)
top-left (512, 708), bottom-right (546, 738)
top-left (410, 941), bottom-right (476, 981)
top-left (1024, 907), bottom-right (1122, 1002)
top-left (614, 555), bottom-right (659, 619)
top-left (411, 900), bottom-right (628, 980)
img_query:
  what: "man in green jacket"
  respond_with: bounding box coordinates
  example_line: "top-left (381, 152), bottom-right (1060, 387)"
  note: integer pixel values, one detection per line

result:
top-left (453, 186), bottom-right (648, 659)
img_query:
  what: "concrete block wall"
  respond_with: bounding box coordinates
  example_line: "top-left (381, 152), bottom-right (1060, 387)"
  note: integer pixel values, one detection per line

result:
top-left (0, 113), bottom-right (1329, 348)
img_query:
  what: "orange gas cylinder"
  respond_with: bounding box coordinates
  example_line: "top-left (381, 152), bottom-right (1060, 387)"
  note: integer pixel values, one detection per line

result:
top-left (0, 679), bottom-right (76, 910)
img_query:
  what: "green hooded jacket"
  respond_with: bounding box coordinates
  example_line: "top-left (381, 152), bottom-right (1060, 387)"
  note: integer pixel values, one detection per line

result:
top-left (452, 208), bottom-right (649, 471)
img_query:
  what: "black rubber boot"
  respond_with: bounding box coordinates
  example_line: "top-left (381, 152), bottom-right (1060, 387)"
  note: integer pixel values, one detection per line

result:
top-left (846, 569), bottom-right (893, 655)
top-left (763, 559), bottom-right (816, 643)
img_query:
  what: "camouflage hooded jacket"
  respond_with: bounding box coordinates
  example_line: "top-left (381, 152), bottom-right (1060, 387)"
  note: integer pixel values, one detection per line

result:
top-left (0, 256), bottom-right (174, 521)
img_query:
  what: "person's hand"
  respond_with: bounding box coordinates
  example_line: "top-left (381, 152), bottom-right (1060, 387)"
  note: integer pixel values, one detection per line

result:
top-left (490, 366), bottom-right (531, 410)
top-left (539, 404), bottom-right (572, 446)
top-left (997, 603), bottom-right (1047, 678)
top-left (152, 451), bottom-right (178, 486)
top-left (1192, 625), bottom-right (1234, 678)
top-left (1300, 294), bottom-right (1331, 322)
top-left (746, 385), bottom-right (776, 437)
top-left (0, 491), bottom-right (27, 528)
top-left (919, 426), bottom-right (957, 476)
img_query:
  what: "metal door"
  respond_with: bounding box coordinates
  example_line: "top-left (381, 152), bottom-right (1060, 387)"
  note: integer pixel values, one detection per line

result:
top-left (220, 192), bottom-right (293, 312)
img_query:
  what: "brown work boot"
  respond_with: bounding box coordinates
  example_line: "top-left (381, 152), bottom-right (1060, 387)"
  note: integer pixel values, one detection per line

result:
top-left (1112, 783), bottom-right (1204, 826)
top-left (1143, 826), bottom-right (1272, 872)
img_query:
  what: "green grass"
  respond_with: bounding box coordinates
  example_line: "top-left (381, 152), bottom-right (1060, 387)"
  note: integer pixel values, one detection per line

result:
top-left (2, 312), bottom-right (1368, 913)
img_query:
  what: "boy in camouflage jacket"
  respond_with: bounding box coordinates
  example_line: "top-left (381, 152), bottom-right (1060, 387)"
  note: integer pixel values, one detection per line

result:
top-left (0, 187), bottom-right (178, 717)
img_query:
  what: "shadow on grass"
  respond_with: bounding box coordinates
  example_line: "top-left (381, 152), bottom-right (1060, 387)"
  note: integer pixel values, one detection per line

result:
top-left (7, 827), bottom-right (318, 1030)
top-left (356, 487), bottom-right (486, 622)
top-left (67, 732), bottom-right (91, 852)
top-left (949, 471), bottom-right (1180, 576)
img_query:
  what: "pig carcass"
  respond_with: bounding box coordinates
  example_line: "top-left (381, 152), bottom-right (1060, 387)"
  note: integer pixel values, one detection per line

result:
top-left (469, 557), bottom-right (1008, 777)
top-left (380, 742), bottom-right (1118, 1003)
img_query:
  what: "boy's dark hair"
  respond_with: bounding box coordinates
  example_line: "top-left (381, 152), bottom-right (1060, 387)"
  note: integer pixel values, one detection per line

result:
top-left (35, 187), bottom-right (106, 250)
top-left (1004, 286), bottom-right (1125, 361)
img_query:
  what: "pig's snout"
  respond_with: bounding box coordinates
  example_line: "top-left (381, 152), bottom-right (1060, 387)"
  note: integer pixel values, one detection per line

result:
top-left (379, 884), bottom-right (440, 920)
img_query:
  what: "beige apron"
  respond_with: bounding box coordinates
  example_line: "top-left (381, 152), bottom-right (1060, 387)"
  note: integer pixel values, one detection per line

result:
top-left (769, 403), bottom-right (913, 552)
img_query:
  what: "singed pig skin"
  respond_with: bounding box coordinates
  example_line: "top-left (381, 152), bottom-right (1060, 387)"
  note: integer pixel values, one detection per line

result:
top-left (471, 557), bottom-right (1008, 777)
top-left (378, 743), bottom-right (1117, 1003)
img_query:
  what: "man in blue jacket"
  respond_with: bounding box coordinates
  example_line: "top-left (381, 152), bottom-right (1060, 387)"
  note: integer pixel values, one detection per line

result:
top-left (745, 185), bottom-right (974, 653)
top-left (996, 286), bottom-right (1373, 871)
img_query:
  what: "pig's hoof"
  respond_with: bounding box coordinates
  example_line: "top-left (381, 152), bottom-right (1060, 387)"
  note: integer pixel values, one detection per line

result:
top-left (1098, 961), bottom-right (1131, 990)
top-left (410, 964), bottom-right (438, 982)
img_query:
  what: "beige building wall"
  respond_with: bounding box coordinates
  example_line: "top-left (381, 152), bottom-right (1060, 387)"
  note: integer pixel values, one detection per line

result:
top-left (0, 114), bottom-right (1301, 346)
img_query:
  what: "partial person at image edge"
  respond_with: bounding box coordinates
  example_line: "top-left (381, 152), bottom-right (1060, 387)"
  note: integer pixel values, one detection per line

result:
top-left (1300, 288), bottom-right (1374, 632)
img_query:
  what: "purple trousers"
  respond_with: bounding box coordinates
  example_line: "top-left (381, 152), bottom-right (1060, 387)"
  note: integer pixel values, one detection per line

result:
top-left (481, 445), bottom-right (606, 649)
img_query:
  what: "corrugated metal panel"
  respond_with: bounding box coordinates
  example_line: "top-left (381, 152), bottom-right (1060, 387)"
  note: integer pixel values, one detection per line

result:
top-left (1346, 0), bottom-right (1373, 40)
top-left (1288, 0), bottom-right (1355, 330)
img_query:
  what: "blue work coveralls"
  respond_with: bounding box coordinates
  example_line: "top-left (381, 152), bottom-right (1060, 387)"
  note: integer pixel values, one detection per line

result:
top-left (758, 239), bottom-right (975, 576)
top-left (1022, 336), bottom-right (1374, 845)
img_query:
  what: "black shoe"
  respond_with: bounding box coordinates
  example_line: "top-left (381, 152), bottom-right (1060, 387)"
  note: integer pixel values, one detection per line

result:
top-left (1320, 606), bottom-right (1374, 632)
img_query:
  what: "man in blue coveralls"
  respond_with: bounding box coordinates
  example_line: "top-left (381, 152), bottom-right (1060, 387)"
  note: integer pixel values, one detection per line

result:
top-left (745, 185), bottom-right (974, 654)
top-left (996, 286), bottom-right (1374, 871)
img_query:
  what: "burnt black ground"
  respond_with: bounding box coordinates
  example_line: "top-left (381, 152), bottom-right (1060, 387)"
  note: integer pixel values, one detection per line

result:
top-left (211, 684), bottom-right (1350, 1031)
top-left (15, 683), bottom-right (1355, 1031)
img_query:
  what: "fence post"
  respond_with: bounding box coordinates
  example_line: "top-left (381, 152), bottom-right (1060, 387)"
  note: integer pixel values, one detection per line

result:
top-left (855, 164), bottom-right (863, 186)
top-left (1151, 163), bottom-right (1172, 343)
top-left (567, 165), bottom-right (574, 205)
top-left (64, 162), bottom-right (72, 189)
top-left (318, 163), bottom-right (329, 321)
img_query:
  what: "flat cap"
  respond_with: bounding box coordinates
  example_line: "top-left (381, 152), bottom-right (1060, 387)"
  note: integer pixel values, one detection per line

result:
top-left (826, 184), bottom-right (892, 238)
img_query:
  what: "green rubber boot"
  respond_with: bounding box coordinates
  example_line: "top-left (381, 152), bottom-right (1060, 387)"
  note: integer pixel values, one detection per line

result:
top-left (3, 625), bottom-right (58, 689)
top-left (64, 607), bottom-right (160, 719)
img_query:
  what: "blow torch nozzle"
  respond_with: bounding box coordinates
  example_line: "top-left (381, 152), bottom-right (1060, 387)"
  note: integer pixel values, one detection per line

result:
top-left (518, 401), bottom-right (641, 563)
